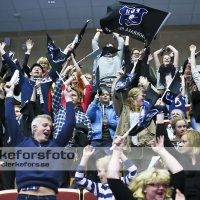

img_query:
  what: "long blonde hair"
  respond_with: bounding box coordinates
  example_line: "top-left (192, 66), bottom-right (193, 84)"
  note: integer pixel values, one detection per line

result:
top-left (129, 169), bottom-right (172, 199)
top-left (124, 87), bottom-right (143, 112)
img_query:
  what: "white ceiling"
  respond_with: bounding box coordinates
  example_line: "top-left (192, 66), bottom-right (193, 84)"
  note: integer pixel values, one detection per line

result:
top-left (0, 0), bottom-right (199, 32)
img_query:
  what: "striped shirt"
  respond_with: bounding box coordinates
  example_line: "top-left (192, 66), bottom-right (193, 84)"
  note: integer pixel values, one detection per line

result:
top-left (75, 159), bottom-right (137, 200)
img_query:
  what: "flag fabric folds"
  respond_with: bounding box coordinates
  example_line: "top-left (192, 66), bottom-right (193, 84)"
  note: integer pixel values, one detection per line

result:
top-left (114, 73), bottom-right (137, 100)
top-left (74, 20), bottom-right (90, 50)
top-left (65, 20), bottom-right (90, 59)
top-left (162, 71), bottom-right (182, 105)
top-left (46, 34), bottom-right (67, 73)
top-left (129, 84), bottom-right (160, 136)
top-left (100, 1), bottom-right (171, 47)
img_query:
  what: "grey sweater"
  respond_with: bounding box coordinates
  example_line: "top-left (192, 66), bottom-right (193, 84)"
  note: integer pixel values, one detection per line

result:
top-left (92, 36), bottom-right (124, 81)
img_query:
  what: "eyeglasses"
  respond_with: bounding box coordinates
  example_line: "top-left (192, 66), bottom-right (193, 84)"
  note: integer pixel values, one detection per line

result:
top-left (147, 183), bottom-right (168, 188)
top-left (40, 62), bottom-right (48, 65)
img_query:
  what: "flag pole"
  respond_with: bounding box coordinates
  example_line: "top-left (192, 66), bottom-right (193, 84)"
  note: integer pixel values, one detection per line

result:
top-left (110, 120), bottom-right (139, 150)
top-left (77, 48), bottom-right (100, 64)
top-left (56, 71), bottom-right (65, 85)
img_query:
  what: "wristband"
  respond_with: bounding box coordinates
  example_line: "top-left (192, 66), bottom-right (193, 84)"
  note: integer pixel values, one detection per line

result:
top-left (6, 93), bottom-right (13, 98)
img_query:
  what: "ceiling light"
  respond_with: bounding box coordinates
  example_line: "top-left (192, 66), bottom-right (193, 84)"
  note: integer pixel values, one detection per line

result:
top-left (48, 0), bottom-right (55, 3)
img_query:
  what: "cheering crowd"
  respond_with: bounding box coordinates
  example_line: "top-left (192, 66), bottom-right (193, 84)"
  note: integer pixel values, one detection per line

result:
top-left (0, 26), bottom-right (200, 200)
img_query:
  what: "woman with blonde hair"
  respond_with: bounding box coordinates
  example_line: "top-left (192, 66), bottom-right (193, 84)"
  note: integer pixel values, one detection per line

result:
top-left (37, 56), bottom-right (51, 75)
top-left (107, 136), bottom-right (185, 200)
top-left (112, 83), bottom-right (157, 147)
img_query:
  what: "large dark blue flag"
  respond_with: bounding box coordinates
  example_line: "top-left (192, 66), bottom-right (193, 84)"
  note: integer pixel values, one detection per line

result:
top-left (100, 1), bottom-right (170, 47)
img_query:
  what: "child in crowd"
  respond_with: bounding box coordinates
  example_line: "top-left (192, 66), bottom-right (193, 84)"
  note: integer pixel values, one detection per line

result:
top-left (75, 145), bottom-right (137, 200)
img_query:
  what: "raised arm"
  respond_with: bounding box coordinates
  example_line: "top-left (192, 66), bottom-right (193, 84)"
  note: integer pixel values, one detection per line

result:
top-left (180, 75), bottom-right (185, 96)
top-left (22, 39), bottom-right (34, 77)
top-left (124, 36), bottom-right (129, 46)
top-left (0, 42), bottom-right (24, 82)
top-left (111, 77), bottom-right (124, 117)
top-left (166, 45), bottom-right (179, 67)
top-left (153, 48), bottom-right (163, 69)
top-left (4, 82), bottom-right (24, 146)
top-left (120, 152), bottom-right (137, 185)
top-left (80, 75), bottom-right (92, 113)
top-left (107, 136), bottom-right (124, 179)
top-left (190, 44), bottom-right (200, 90)
top-left (52, 75), bottom-right (65, 119)
top-left (75, 146), bottom-right (101, 196)
top-left (123, 37), bottom-right (132, 74)
top-left (71, 53), bottom-right (81, 73)
top-left (114, 33), bottom-right (124, 61)
top-left (92, 28), bottom-right (101, 51)
top-left (55, 85), bottom-right (76, 146)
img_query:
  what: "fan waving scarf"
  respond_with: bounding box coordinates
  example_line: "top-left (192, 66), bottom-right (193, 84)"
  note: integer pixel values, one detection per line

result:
top-left (100, 1), bottom-right (171, 47)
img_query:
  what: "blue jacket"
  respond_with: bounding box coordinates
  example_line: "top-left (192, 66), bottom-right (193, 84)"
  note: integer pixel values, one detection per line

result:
top-left (5, 97), bottom-right (76, 193)
top-left (86, 99), bottom-right (119, 140)
top-left (2, 53), bottom-right (57, 114)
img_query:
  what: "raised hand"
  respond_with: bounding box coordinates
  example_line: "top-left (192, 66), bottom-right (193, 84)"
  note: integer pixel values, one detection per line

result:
top-left (151, 136), bottom-right (164, 153)
top-left (82, 145), bottom-right (95, 157)
top-left (63, 85), bottom-right (72, 102)
top-left (0, 42), bottom-right (6, 54)
top-left (26, 39), bottom-right (34, 52)
top-left (4, 82), bottom-right (15, 96)
top-left (165, 45), bottom-right (172, 52)
top-left (189, 44), bottom-right (196, 52)
top-left (147, 54), bottom-right (153, 62)
top-left (113, 136), bottom-right (124, 151)
top-left (139, 76), bottom-right (148, 86)
top-left (64, 43), bottom-right (75, 55)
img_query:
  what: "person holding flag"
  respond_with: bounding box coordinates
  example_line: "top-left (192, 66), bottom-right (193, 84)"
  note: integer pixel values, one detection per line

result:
top-left (92, 28), bottom-right (124, 82)
top-left (112, 75), bottom-right (160, 148)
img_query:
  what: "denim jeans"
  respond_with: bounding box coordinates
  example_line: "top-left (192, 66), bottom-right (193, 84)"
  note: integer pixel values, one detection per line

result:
top-left (190, 117), bottom-right (200, 132)
top-left (91, 139), bottom-right (113, 159)
top-left (17, 194), bottom-right (57, 200)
